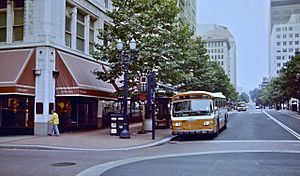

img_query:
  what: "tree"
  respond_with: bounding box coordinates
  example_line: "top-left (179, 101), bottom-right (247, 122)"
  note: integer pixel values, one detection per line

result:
top-left (250, 88), bottom-right (263, 105)
top-left (176, 37), bottom-right (238, 100)
top-left (93, 0), bottom-right (194, 94)
top-left (238, 92), bottom-right (249, 103)
top-left (93, 0), bottom-right (238, 100)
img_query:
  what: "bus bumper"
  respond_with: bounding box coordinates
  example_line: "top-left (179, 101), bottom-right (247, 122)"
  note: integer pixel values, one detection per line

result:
top-left (172, 129), bottom-right (214, 135)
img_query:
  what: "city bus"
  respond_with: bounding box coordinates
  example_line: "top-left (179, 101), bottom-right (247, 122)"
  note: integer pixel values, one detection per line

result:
top-left (171, 91), bottom-right (228, 136)
top-left (237, 101), bottom-right (247, 111)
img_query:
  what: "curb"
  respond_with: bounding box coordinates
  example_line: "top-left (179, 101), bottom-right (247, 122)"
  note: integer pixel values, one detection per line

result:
top-left (0, 135), bottom-right (175, 151)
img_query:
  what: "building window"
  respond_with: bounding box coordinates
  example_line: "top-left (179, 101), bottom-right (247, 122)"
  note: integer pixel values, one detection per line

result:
top-left (276, 27), bottom-right (281, 32)
top-left (283, 34), bottom-right (286, 38)
top-left (0, 2), bottom-right (6, 42)
top-left (65, 6), bottom-right (72, 48)
top-left (289, 41), bottom-right (293, 45)
top-left (283, 41), bottom-right (286, 45)
top-left (296, 41), bottom-right (299, 45)
top-left (296, 34), bottom-right (299, 38)
top-left (283, 48), bottom-right (287, 52)
top-left (289, 26), bottom-right (293, 31)
top-left (13, 0), bottom-right (24, 42)
top-left (289, 48), bottom-right (293, 52)
top-left (89, 19), bottom-right (95, 53)
top-left (105, 0), bottom-right (109, 8)
top-left (277, 63), bottom-right (281, 67)
top-left (76, 12), bottom-right (85, 52)
top-left (276, 34), bottom-right (280, 39)
top-left (103, 22), bottom-right (108, 46)
top-left (277, 42), bottom-right (280, 46)
top-left (277, 56), bottom-right (281, 60)
top-left (289, 34), bottom-right (293, 38)
top-left (277, 49), bottom-right (281, 53)
top-left (221, 55), bottom-right (223, 59)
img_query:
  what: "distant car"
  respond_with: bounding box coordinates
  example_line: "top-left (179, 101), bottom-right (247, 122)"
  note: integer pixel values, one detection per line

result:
top-left (255, 105), bottom-right (260, 109)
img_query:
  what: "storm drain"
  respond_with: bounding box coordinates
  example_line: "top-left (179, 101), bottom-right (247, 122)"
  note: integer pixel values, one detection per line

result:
top-left (50, 162), bottom-right (76, 167)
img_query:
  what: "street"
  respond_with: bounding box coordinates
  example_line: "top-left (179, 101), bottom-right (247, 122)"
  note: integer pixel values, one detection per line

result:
top-left (1, 108), bottom-right (300, 176)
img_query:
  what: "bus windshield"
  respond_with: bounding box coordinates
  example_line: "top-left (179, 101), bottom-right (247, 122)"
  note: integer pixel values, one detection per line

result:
top-left (238, 102), bottom-right (246, 107)
top-left (173, 99), bottom-right (212, 117)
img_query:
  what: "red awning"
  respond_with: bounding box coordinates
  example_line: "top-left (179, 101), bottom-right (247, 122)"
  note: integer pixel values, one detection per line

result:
top-left (0, 49), bottom-right (35, 96)
top-left (56, 51), bottom-right (116, 98)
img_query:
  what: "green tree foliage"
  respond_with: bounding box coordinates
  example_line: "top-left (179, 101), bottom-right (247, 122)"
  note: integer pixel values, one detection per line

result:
top-left (93, 0), bottom-right (191, 91)
top-left (92, 0), bottom-right (238, 99)
top-left (252, 52), bottom-right (300, 106)
top-left (250, 88), bottom-right (263, 105)
top-left (176, 37), bottom-right (238, 100)
top-left (238, 92), bottom-right (250, 103)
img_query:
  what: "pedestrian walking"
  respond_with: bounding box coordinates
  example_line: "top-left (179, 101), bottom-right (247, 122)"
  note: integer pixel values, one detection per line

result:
top-left (48, 110), bottom-right (60, 136)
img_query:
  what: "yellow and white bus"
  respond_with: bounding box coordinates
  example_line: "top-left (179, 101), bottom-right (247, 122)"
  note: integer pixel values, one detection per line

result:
top-left (171, 91), bottom-right (228, 136)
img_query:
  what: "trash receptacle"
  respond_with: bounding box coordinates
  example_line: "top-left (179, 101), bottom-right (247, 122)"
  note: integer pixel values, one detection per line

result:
top-left (292, 104), bottom-right (297, 111)
top-left (109, 113), bottom-right (124, 136)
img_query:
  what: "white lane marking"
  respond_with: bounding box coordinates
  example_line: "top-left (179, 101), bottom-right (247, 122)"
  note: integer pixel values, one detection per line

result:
top-left (263, 111), bottom-right (300, 140)
top-left (175, 140), bottom-right (300, 144)
top-left (77, 150), bottom-right (300, 176)
top-left (248, 112), bottom-right (263, 114)
top-left (279, 111), bottom-right (300, 120)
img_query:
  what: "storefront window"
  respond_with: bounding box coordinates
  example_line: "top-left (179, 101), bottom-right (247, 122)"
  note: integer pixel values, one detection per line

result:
top-left (0, 96), bottom-right (34, 128)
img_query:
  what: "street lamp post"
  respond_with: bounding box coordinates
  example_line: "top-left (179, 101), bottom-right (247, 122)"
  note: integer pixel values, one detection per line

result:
top-left (117, 39), bottom-right (136, 139)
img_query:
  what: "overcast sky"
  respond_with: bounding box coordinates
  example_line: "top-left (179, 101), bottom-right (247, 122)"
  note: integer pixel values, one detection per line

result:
top-left (196, 0), bottom-right (270, 91)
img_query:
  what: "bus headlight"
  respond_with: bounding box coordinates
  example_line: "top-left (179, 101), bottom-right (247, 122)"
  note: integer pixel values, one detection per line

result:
top-left (203, 121), bottom-right (210, 126)
top-left (174, 122), bottom-right (181, 127)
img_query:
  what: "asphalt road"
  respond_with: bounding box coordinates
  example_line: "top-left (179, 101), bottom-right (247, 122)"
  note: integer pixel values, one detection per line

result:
top-left (216, 109), bottom-right (297, 140)
top-left (101, 153), bottom-right (300, 176)
top-left (1, 108), bottom-right (300, 176)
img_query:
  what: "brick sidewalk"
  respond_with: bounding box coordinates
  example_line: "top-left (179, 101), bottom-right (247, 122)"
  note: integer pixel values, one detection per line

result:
top-left (0, 123), bottom-right (173, 150)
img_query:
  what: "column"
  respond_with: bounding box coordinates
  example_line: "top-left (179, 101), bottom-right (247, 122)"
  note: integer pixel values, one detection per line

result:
top-left (6, 0), bottom-right (12, 43)
top-left (94, 18), bottom-right (103, 45)
top-left (71, 7), bottom-right (77, 50)
top-left (34, 47), bottom-right (56, 136)
top-left (84, 14), bottom-right (90, 55)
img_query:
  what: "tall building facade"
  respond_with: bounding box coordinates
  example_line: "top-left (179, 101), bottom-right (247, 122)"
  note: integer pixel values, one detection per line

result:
top-left (269, 14), bottom-right (300, 78)
top-left (196, 24), bottom-right (237, 88)
top-left (269, 0), bottom-right (300, 78)
top-left (0, 0), bottom-right (197, 136)
top-left (178, 0), bottom-right (196, 31)
top-left (270, 0), bottom-right (300, 33)
top-left (0, 0), bottom-right (118, 136)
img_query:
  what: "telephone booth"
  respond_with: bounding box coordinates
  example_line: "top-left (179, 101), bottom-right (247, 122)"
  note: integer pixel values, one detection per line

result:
top-left (155, 96), bottom-right (171, 128)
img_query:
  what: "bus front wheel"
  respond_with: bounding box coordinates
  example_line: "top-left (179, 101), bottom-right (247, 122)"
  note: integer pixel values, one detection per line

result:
top-left (213, 122), bottom-right (219, 137)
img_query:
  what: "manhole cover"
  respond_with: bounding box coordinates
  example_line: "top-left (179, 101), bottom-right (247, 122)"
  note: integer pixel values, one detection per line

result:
top-left (50, 162), bottom-right (76, 167)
